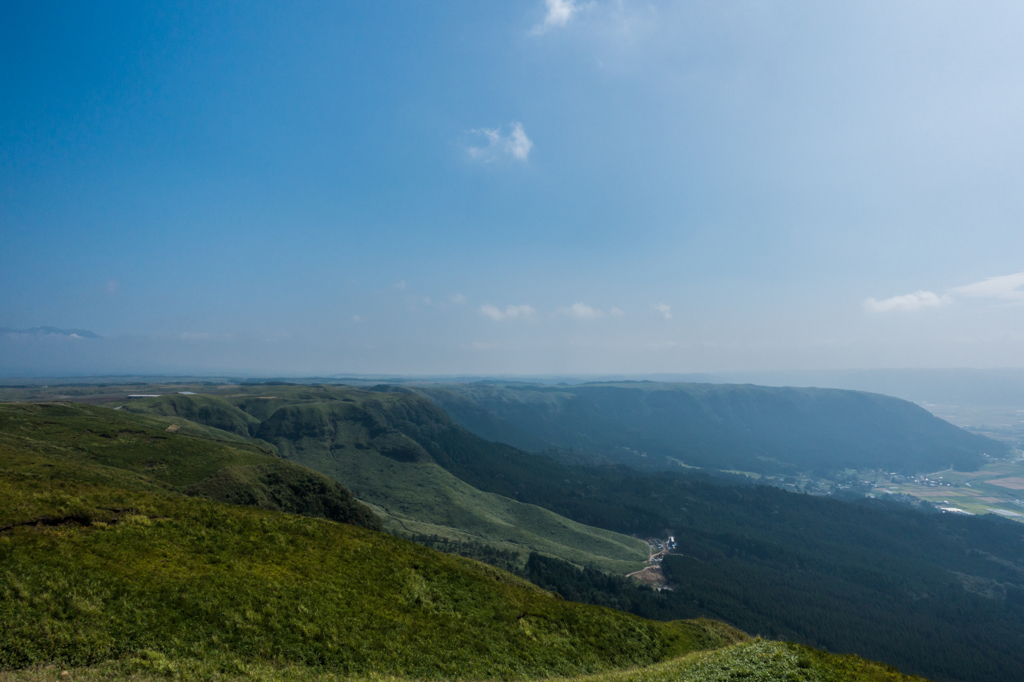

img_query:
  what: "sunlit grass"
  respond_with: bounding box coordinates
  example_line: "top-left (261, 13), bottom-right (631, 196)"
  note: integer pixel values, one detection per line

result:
top-left (0, 475), bottom-right (734, 679)
top-left (0, 640), bottom-right (926, 682)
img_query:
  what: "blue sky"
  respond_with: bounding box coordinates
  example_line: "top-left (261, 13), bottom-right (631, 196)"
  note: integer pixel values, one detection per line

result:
top-left (2, 0), bottom-right (1024, 376)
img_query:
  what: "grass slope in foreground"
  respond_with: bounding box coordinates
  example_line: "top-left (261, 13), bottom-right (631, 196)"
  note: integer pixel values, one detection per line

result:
top-left (0, 642), bottom-right (927, 682)
top-left (0, 473), bottom-right (738, 679)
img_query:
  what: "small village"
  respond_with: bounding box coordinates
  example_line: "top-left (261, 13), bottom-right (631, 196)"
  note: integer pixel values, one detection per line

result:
top-left (625, 536), bottom-right (677, 590)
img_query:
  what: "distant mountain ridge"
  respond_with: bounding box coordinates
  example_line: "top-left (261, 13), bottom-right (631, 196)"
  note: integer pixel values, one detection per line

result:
top-left (416, 381), bottom-right (1006, 474)
top-left (0, 325), bottom-right (102, 339)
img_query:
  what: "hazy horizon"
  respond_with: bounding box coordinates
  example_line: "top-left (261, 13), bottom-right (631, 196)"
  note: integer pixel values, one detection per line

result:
top-left (4, 2), bottom-right (1024, 377)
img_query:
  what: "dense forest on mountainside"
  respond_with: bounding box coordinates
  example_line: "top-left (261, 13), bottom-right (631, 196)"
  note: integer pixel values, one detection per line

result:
top-left (521, 516), bottom-right (1024, 682)
top-left (394, 426), bottom-right (1024, 682)
top-left (417, 382), bottom-right (1005, 474)
top-left (406, 497), bottom-right (1024, 682)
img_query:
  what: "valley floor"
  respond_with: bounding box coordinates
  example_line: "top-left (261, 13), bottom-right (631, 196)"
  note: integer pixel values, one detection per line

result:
top-left (878, 456), bottom-right (1024, 519)
top-left (709, 455), bottom-right (1024, 523)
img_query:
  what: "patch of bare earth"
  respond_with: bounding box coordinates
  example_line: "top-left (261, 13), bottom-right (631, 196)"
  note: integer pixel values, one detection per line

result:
top-left (627, 564), bottom-right (666, 587)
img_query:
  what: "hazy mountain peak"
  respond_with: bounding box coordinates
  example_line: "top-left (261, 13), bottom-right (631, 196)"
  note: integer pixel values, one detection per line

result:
top-left (1, 326), bottom-right (102, 339)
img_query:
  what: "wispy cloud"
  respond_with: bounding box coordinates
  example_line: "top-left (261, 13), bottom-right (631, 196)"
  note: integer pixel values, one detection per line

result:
top-left (480, 304), bottom-right (536, 321)
top-left (450, 293), bottom-right (468, 304)
top-left (467, 122), bottom-right (533, 162)
top-left (556, 302), bottom-right (603, 318)
top-left (652, 302), bottom-right (672, 320)
top-left (530, 0), bottom-right (579, 35)
top-left (179, 332), bottom-right (232, 342)
top-left (863, 291), bottom-right (950, 313)
top-left (610, 307), bottom-right (624, 316)
top-left (393, 280), bottom-right (407, 290)
top-left (865, 272), bottom-right (1024, 313)
top-left (950, 272), bottom-right (1024, 301)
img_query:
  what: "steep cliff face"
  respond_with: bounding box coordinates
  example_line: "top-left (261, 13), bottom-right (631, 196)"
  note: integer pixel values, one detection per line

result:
top-left (418, 381), bottom-right (1006, 474)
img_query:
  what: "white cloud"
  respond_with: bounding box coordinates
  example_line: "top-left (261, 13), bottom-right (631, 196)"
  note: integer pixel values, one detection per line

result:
top-left (352, 315), bottom-right (361, 322)
top-left (557, 302), bottom-right (603, 318)
top-left (652, 303), bottom-right (672, 320)
top-left (610, 307), bottom-right (625, 316)
top-left (104, 280), bottom-right (119, 294)
top-left (467, 129), bottom-right (501, 160)
top-left (450, 293), bottom-right (467, 304)
top-left (865, 272), bottom-right (1024, 313)
top-left (480, 304), bottom-right (535, 321)
top-left (393, 280), bottom-right (407, 290)
top-left (863, 291), bottom-right (950, 313)
top-left (531, 0), bottom-right (579, 35)
top-left (950, 272), bottom-right (1024, 301)
top-left (467, 122), bottom-right (533, 162)
top-left (507, 123), bottom-right (533, 160)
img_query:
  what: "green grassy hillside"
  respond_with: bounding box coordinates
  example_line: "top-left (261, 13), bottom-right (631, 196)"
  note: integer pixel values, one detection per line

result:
top-left (119, 393), bottom-right (263, 438)
top-left (120, 389), bottom-right (650, 573)
top-left (0, 474), bottom-right (739, 679)
top-left (0, 640), bottom-right (927, 682)
top-left (554, 639), bottom-right (925, 682)
top-left (0, 402), bottom-right (380, 530)
top-left (0, 469), bottom-right (921, 681)
top-left (418, 382), bottom-right (1005, 474)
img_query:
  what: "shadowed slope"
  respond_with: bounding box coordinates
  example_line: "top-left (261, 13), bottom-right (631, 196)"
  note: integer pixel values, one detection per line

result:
top-left (418, 382), bottom-right (1005, 474)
